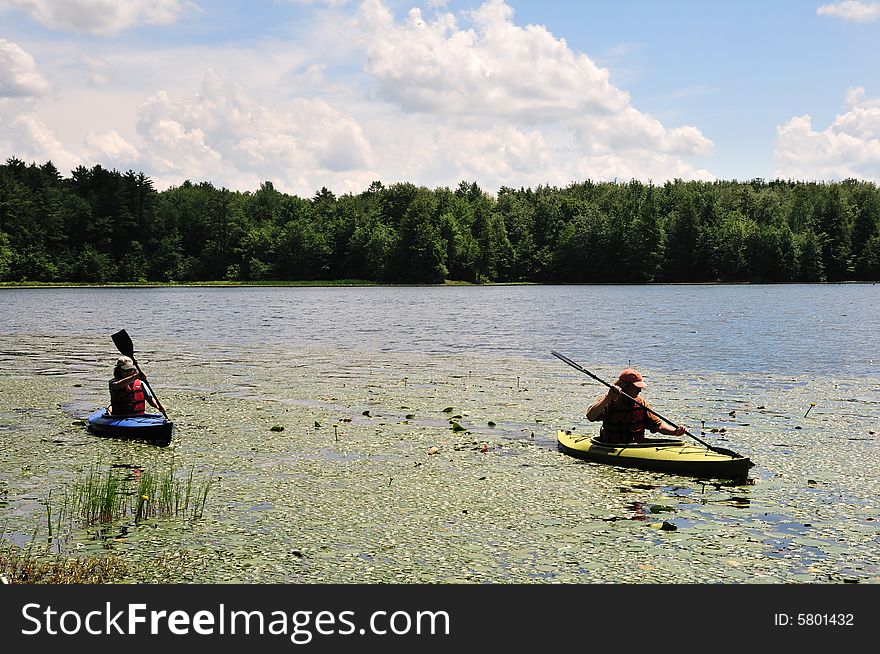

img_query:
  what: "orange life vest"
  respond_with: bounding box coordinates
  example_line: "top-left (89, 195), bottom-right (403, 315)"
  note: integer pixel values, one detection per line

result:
top-left (110, 378), bottom-right (146, 415)
top-left (599, 397), bottom-right (648, 443)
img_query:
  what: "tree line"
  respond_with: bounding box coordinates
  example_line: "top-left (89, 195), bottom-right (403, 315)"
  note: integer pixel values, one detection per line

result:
top-left (1, 156), bottom-right (879, 284)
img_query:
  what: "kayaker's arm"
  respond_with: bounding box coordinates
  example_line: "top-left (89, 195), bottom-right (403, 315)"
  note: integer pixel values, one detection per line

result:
top-left (145, 392), bottom-right (164, 412)
top-left (109, 370), bottom-right (139, 389)
top-left (657, 421), bottom-right (687, 437)
top-left (586, 385), bottom-right (621, 421)
top-left (643, 400), bottom-right (687, 436)
top-left (110, 371), bottom-right (167, 413)
top-left (139, 373), bottom-right (166, 413)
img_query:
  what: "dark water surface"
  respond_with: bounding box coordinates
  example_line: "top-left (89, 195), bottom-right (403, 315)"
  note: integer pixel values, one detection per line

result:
top-left (0, 284), bottom-right (878, 584)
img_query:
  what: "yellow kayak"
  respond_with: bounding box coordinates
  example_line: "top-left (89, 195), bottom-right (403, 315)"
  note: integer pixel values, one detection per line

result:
top-left (557, 430), bottom-right (753, 481)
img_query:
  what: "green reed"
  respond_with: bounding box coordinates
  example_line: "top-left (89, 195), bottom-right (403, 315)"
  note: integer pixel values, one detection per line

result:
top-left (53, 461), bottom-right (215, 529)
top-left (134, 463), bottom-right (215, 523)
top-left (55, 463), bottom-right (129, 527)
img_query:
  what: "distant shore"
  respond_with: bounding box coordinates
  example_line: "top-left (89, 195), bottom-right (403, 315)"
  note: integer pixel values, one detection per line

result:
top-left (0, 279), bottom-right (872, 289)
top-left (0, 279), bottom-right (544, 288)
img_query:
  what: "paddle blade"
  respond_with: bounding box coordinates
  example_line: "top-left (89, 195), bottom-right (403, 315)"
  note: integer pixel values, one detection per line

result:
top-left (111, 329), bottom-right (135, 358)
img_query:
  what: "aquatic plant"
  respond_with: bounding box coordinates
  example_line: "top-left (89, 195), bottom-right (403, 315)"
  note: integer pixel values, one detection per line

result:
top-left (134, 463), bottom-right (215, 522)
top-left (53, 461), bottom-right (215, 529)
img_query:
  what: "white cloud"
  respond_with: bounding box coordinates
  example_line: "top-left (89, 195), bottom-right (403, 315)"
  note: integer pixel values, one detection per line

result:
top-left (1, 0), bottom-right (717, 194)
top-left (434, 124), bottom-right (550, 182)
top-left (1, 112), bottom-right (80, 170)
top-left (356, 0), bottom-right (713, 186)
top-left (774, 87), bottom-right (880, 181)
top-left (570, 108), bottom-right (711, 157)
top-left (133, 69), bottom-right (375, 194)
top-left (816, 1), bottom-right (880, 22)
top-left (0, 38), bottom-right (51, 97)
top-left (2, 0), bottom-right (193, 35)
top-left (362, 0), bottom-right (630, 121)
top-left (81, 55), bottom-right (113, 86)
top-left (86, 129), bottom-right (140, 164)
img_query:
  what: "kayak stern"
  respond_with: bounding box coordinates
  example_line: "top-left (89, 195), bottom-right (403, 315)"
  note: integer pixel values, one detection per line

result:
top-left (557, 430), bottom-right (753, 481)
top-left (86, 409), bottom-right (173, 446)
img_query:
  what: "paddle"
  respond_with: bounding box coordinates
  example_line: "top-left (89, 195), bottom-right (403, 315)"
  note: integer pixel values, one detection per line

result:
top-left (550, 350), bottom-right (725, 453)
top-left (112, 329), bottom-right (168, 420)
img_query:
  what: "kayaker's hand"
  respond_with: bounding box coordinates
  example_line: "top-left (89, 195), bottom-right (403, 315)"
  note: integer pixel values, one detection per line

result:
top-left (672, 425), bottom-right (686, 437)
top-left (609, 384), bottom-right (622, 396)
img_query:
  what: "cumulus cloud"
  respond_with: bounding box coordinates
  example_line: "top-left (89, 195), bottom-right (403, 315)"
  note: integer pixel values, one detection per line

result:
top-left (816, 1), bottom-right (880, 22)
top-left (774, 87), bottom-right (880, 181)
top-left (1, 0), bottom-right (717, 194)
top-left (0, 112), bottom-right (80, 171)
top-left (0, 38), bottom-right (51, 97)
top-left (353, 0), bottom-right (713, 186)
top-left (133, 69), bottom-right (375, 193)
top-left (3, 0), bottom-right (193, 35)
top-left (434, 124), bottom-right (551, 182)
top-left (85, 129), bottom-right (140, 164)
top-left (362, 0), bottom-right (629, 121)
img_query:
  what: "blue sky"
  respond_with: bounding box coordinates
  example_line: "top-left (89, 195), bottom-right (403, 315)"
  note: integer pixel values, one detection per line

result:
top-left (1, 0), bottom-right (879, 196)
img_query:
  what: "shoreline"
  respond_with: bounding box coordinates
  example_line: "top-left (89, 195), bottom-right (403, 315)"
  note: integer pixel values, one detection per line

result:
top-left (0, 280), bottom-right (873, 289)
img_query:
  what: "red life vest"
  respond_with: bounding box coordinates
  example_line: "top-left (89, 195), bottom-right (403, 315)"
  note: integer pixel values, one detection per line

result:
top-left (599, 397), bottom-right (648, 443)
top-left (110, 378), bottom-right (146, 415)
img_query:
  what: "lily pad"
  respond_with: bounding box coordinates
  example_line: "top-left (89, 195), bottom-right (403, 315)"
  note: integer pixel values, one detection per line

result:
top-left (649, 505), bottom-right (675, 514)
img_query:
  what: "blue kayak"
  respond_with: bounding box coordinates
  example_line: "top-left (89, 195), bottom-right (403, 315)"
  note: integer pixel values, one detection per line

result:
top-left (86, 409), bottom-right (173, 445)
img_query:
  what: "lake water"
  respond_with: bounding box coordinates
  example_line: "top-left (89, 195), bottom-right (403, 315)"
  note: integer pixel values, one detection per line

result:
top-left (0, 284), bottom-right (878, 584)
top-left (1, 283), bottom-right (877, 375)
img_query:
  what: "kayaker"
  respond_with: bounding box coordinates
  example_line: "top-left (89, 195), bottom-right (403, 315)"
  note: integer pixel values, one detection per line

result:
top-left (586, 368), bottom-right (686, 443)
top-left (109, 357), bottom-right (164, 416)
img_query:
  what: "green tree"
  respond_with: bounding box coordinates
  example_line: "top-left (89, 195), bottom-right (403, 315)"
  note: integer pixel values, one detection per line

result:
top-left (850, 184), bottom-right (880, 279)
top-left (277, 218), bottom-right (331, 280)
top-left (0, 230), bottom-right (12, 280)
top-left (622, 186), bottom-right (663, 282)
top-left (813, 186), bottom-right (853, 281)
top-left (747, 223), bottom-right (796, 282)
top-left (70, 244), bottom-right (115, 282)
top-left (856, 235), bottom-right (880, 279)
top-left (390, 188), bottom-right (447, 282)
top-left (794, 230), bottom-right (825, 282)
top-left (715, 211), bottom-right (754, 281)
top-left (439, 211), bottom-right (479, 282)
top-left (553, 206), bottom-right (608, 282)
top-left (348, 215), bottom-right (396, 281)
top-left (236, 224), bottom-right (279, 280)
top-left (117, 240), bottom-right (148, 281)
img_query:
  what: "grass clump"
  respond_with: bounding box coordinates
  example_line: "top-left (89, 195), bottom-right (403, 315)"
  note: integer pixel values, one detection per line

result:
top-left (53, 461), bottom-right (215, 530)
top-left (0, 542), bottom-right (129, 584)
top-left (133, 463), bottom-right (214, 522)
